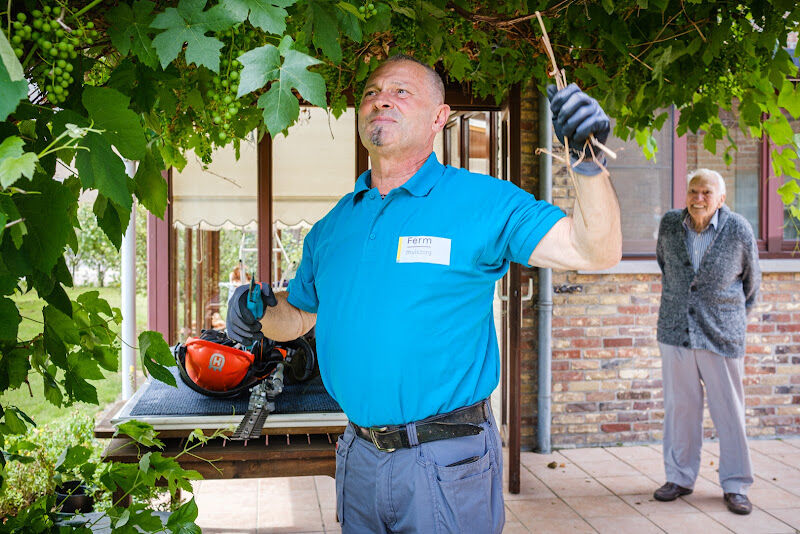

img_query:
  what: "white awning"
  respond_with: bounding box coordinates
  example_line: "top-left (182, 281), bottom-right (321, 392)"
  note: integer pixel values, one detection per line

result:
top-left (171, 108), bottom-right (357, 230)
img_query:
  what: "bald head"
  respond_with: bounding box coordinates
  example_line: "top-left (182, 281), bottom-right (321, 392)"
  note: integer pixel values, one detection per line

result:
top-left (371, 54), bottom-right (445, 105)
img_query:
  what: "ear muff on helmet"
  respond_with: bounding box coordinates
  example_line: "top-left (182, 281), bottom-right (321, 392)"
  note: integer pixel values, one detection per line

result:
top-left (174, 338), bottom-right (259, 398)
top-left (281, 337), bottom-right (317, 383)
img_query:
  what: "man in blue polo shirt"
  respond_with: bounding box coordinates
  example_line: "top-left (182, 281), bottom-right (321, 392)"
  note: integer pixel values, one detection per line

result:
top-left (227, 55), bottom-right (621, 533)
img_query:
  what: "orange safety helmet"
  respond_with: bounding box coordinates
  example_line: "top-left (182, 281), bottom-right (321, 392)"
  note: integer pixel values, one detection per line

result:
top-left (173, 329), bottom-right (316, 398)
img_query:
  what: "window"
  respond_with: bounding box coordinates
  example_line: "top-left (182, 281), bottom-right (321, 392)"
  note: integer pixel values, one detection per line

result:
top-left (782, 117), bottom-right (800, 242)
top-left (685, 109), bottom-right (761, 237)
top-left (606, 111), bottom-right (674, 256)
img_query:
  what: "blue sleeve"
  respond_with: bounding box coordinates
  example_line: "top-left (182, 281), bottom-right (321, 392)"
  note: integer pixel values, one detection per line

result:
top-left (287, 225), bottom-right (319, 314)
top-left (479, 180), bottom-right (565, 267)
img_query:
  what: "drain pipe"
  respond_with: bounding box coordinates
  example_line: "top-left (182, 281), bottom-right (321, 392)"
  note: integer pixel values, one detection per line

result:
top-left (537, 91), bottom-right (553, 454)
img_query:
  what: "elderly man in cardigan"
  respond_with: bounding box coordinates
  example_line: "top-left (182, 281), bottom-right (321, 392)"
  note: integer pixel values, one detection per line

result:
top-left (653, 168), bottom-right (760, 515)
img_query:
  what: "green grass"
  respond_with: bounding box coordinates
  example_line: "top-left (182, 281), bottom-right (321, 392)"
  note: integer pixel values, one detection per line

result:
top-left (1, 286), bottom-right (148, 427)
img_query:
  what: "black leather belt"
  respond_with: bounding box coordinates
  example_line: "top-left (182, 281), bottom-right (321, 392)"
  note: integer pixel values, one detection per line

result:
top-left (351, 400), bottom-right (489, 452)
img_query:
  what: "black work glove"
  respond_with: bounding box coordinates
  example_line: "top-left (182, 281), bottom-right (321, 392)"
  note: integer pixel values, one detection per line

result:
top-left (547, 83), bottom-right (610, 176)
top-left (225, 283), bottom-right (277, 346)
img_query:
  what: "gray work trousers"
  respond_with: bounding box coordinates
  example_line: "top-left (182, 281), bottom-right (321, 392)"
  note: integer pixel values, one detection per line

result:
top-left (660, 342), bottom-right (753, 494)
top-left (335, 403), bottom-right (504, 533)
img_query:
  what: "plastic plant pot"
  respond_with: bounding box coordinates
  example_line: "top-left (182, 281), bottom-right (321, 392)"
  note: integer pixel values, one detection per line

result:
top-left (55, 480), bottom-right (94, 514)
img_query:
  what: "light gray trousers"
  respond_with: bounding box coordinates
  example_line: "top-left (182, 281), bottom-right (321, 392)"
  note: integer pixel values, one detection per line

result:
top-left (659, 342), bottom-right (753, 495)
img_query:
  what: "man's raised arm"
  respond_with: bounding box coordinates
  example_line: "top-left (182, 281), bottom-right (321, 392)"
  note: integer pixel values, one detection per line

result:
top-left (528, 84), bottom-right (622, 271)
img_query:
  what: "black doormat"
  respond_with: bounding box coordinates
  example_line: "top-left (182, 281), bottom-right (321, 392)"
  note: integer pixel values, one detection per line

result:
top-left (129, 368), bottom-right (341, 417)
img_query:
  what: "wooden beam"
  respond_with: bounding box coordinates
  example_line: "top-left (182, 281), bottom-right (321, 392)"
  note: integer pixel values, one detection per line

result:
top-left (147, 170), bottom-right (172, 340)
top-left (508, 83), bottom-right (522, 495)
top-left (257, 136), bottom-right (273, 284)
top-left (183, 229), bottom-right (192, 338)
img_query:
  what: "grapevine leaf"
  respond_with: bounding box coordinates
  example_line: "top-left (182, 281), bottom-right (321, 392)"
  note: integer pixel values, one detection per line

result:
top-left (764, 114), bottom-right (794, 146)
top-left (258, 83), bottom-right (300, 136)
top-left (251, 37), bottom-right (326, 135)
top-left (55, 445), bottom-right (92, 472)
top-left (166, 498), bottom-right (201, 534)
top-left (42, 371), bottom-right (62, 406)
top-left (92, 194), bottom-right (129, 251)
top-left (83, 87), bottom-right (147, 161)
top-left (336, 5), bottom-right (362, 43)
top-left (150, 0), bottom-right (234, 72)
top-left (108, 0), bottom-right (160, 69)
top-left (2, 408), bottom-right (27, 434)
top-left (777, 178), bottom-right (800, 204)
top-left (0, 136), bottom-right (38, 188)
top-left (306, 1), bottom-right (342, 62)
top-left (236, 45), bottom-right (281, 97)
top-left (276, 36), bottom-right (327, 106)
top-left (65, 369), bottom-right (99, 404)
top-left (0, 31), bottom-right (27, 121)
top-left (115, 420), bottom-right (164, 448)
top-left (76, 133), bottom-right (132, 212)
top-left (43, 305), bottom-right (80, 345)
top-left (134, 148), bottom-right (168, 217)
top-left (778, 80), bottom-right (800, 119)
top-left (0, 296), bottom-right (21, 341)
top-left (69, 352), bottom-right (104, 381)
top-left (15, 175), bottom-right (76, 274)
top-left (139, 330), bottom-right (177, 387)
top-left (4, 349), bottom-right (30, 390)
top-left (222, 0), bottom-right (296, 34)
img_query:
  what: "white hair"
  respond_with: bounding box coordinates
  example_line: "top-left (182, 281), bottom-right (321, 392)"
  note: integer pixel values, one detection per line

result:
top-left (688, 168), bottom-right (726, 196)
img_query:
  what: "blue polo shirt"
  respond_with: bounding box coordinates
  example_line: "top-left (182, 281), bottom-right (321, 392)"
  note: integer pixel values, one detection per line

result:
top-left (287, 153), bottom-right (565, 427)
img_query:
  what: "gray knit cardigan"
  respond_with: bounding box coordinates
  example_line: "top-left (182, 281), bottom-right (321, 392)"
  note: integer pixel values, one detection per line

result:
top-left (656, 205), bottom-right (760, 358)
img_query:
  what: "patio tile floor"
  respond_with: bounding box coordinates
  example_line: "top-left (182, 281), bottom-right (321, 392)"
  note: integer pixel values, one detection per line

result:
top-left (191, 438), bottom-right (800, 533)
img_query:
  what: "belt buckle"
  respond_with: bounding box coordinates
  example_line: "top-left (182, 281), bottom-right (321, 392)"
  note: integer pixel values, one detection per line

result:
top-left (369, 426), bottom-right (396, 453)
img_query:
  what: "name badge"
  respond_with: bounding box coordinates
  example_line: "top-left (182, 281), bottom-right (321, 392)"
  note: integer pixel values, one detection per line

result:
top-left (396, 236), bottom-right (451, 265)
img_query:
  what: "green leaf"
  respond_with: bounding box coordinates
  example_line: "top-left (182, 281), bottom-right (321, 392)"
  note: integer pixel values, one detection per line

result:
top-left (69, 352), bottom-right (105, 381)
top-left (42, 370), bottom-right (63, 406)
top-left (166, 498), bottom-right (201, 534)
top-left (601, 0), bottom-right (614, 14)
top-left (778, 80), bottom-right (800, 119)
top-left (4, 349), bottom-right (30, 389)
top-left (307, 1), bottom-right (342, 62)
top-left (15, 175), bottom-right (77, 273)
top-left (150, 0), bottom-right (233, 72)
top-left (83, 87), bottom-right (147, 161)
top-left (236, 44), bottom-right (281, 97)
top-left (76, 132), bottom-right (132, 212)
top-left (223, 0), bottom-right (296, 34)
top-left (134, 148), bottom-right (168, 217)
top-left (55, 444), bottom-right (92, 471)
top-left (43, 305), bottom-right (80, 344)
top-left (0, 296), bottom-right (21, 341)
top-left (108, 0), bottom-right (160, 69)
top-left (764, 114), bottom-right (794, 146)
top-left (65, 369), bottom-right (99, 404)
top-left (139, 330), bottom-right (177, 387)
top-left (0, 31), bottom-right (28, 121)
top-left (777, 178), bottom-right (800, 204)
top-left (2, 407), bottom-right (28, 434)
top-left (252, 37), bottom-right (327, 136)
top-left (115, 420), bottom-right (164, 448)
top-left (0, 136), bottom-right (39, 188)
top-left (92, 194), bottom-right (130, 250)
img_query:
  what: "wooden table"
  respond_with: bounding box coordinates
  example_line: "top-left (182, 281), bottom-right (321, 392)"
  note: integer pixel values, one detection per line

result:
top-left (95, 401), bottom-right (344, 506)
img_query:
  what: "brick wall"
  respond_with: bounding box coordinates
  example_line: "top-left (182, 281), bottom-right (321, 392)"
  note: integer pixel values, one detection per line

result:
top-left (517, 84), bottom-right (800, 450)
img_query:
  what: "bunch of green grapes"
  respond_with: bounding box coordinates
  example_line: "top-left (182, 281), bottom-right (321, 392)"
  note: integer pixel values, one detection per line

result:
top-left (359, 2), bottom-right (378, 19)
top-left (205, 24), bottom-right (254, 143)
top-left (9, 3), bottom-right (99, 104)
